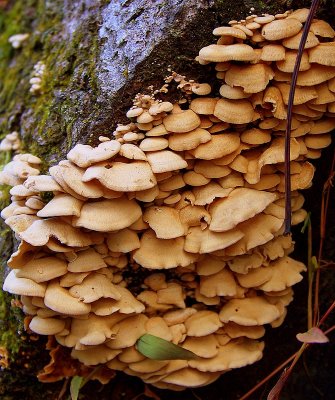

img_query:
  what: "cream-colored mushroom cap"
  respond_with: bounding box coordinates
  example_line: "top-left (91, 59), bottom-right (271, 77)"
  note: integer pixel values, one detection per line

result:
top-left (61, 313), bottom-right (128, 347)
top-left (9, 184), bottom-right (36, 198)
top-left (305, 134), bottom-right (332, 149)
top-left (213, 26), bottom-right (247, 39)
top-left (133, 230), bottom-right (198, 269)
top-left (189, 338), bottom-right (264, 372)
top-left (282, 31), bottom-right (319, 49)
top-left (72, 197), bottom-right (141, 232)
top-left (146, 150), bottom-right (188, 173)
top-left (20, 218), bottom-right (92, 247)
top-left (82, 161), bottom-right (156, 192)
top-left (275, 83), bottom-right (317, 105)
top-left (190, 98), bottom-right (218, 115)
top-left (4, 159), bottom-right (39, 179)
top-left (189, 133), bottom-right (240, 159)
top-left (29, 316), bottom-right (66, 335)
top-left (159, 174), bottom-right (185, 191)
top-left (119, 143), bottom-right (147, 160)
top-left (60, 272), bottom-right (90, 287)
top-left (55, 161), bottom-right (110, 199)
top-left (107, 314), bottom-right (148, 349)
top-left (309, 118), bottom-right (335, 134)
top-left (225, 214), bottom-right (284, 256)
top-left (225, 64), bottom-right (275, 94)
top-left (139, 138), bottom-right (168, 152)
top-left (192, 182), bottom-right (232, 205)
top-left (44, 281), bottom-right (91, 315)
top-left (196, 255), bottom-right (226, 276)
top-left (241, 128), bottom-right (271, 145)
top-left (67, 248), bottom-right (107, 272)
top-left (200, 269), bottom-right (237, 297)
top-left (219, 296), bottom-right (281, 325)
top-left (199, 44), bottom-right (257, 63)
top-left (71, 346), bottom-right (121, 366)
top-left (3, 270), bottom-right (47, 297)
top-left (185, 226), bottom-right (244, 254)
top-left (257, 256), bottom-right (306, 291)
top-left (168, 128), bottom-right (211, 152)
top-left (214, 99), bottom-right (256, 124)
top-left (159, 368), bottom-right (220, 389)
top-left (260, 44), bottom-right (286, 61)
top-left (192, 83), bottom-right (212, 96)
top-left (236, 265), bottom-right (273, 288)
top-left (106, 228), bottom-right (140, 253)
top-left (296, 65), bottom-right (335, 86)
top-left (183, 171), bottom-right (210, 186)
top-left (163, 110), bottom-right (200, 133)
top-left (223, 322), bottom-right (265, 339)
top-left (15, 256), bottom-right (67, 282)
top-left (310, 19), bottom-right (335, 38)
top-left (309, 43), bottom-right (335, 67)
top-left (37, 194), bottom-right (83, 217)
top-left (143, 206), bottom-right (185, 239)
top-left (277, 50), bottom-right (310, 72)
top-left (209, 188), bottom-right (277, 232)
top-left (185, 310), bottom-right (222, 336)
top-left (194, 161), bottom-right (230, 179)
top-left (69, 273), bottom-right (121, 303)
top-left (219, 84), bottom-right (250, 99)
top-left (261, 18), bottom-right (302, 41)
top-left (182, 335), bottom-right (218, 358)
top-left (146, 124), bottom-right (168, 137)
top-left (23, 175), bottom-right (63, 192)
top-left (179, 204), bottom-right (211, 229)
top-left (156, 283), bottom-right (185, 309)
top-left (227, 252), bottom-right (264, 274)
top-left (67, 141), bottom-right (121, 168)
top-left (92, 287), bottom-right (145, 315)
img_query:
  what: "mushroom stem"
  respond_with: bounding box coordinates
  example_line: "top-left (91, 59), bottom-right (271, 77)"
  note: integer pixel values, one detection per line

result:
top-left (284, 0), bottom-right (320, 234)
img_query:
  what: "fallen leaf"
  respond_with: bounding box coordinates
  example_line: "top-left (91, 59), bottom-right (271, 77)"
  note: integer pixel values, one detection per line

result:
top-left (296, 327), bottom-right (329, 344)
top-left (136, 333), bottom-right (199, 360)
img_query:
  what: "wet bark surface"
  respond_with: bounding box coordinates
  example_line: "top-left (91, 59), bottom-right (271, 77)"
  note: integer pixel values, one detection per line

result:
top-left (0, 0), bottom-right (334, 399)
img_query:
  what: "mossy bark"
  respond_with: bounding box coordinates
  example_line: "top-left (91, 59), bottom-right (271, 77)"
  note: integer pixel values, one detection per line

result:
top-left (0, 1), bottom-right (334, 399)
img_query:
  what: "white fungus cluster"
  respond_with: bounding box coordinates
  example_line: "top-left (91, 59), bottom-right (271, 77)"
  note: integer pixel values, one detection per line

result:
top-left (8, 33), bottom-right (29, 49)
top-left (29, 61), bottom-right (46, 95)
top-left (1, 8), bottom-right (334, 390)
top-left (0, 131), bottom-right (21, 152)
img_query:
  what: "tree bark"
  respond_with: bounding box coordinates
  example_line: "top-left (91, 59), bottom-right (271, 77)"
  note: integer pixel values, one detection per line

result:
top-left (0, 1), bottom-right (334, 399)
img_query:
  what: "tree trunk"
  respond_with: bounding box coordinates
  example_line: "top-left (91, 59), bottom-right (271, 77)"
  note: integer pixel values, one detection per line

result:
top-left (0, 1), bottom-right (334, 399)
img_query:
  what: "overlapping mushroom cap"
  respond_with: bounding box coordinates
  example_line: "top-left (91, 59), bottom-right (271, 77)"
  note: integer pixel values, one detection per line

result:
top-left (1, 7), bottom-right (334, 391)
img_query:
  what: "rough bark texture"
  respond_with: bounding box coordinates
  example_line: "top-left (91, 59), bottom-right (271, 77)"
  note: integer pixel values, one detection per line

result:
top-left (0, 1), bottom-right (334, 399)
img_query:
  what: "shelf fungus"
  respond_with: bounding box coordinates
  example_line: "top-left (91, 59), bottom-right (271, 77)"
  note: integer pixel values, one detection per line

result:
top-left (1, 8), bottom-right (335, 391)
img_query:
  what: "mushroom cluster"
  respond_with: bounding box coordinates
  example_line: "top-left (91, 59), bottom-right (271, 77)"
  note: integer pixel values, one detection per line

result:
top-left (1, 8), bottom-right (335, 390)
top-left (0, 131), bottom-right (21, 152)
top-left (8, 33), bottom-right (29, 49)
top-left (29, 61), bottom-right (46, 95)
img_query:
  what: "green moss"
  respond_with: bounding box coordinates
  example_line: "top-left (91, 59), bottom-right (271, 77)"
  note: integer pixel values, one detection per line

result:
top-left (0, 291), bottom-right (23, 361)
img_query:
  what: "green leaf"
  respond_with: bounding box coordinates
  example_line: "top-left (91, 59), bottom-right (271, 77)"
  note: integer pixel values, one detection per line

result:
top-left (70, 376), bottom-right (84, 400)
top-left (311, 256), bottom-right (319, 271)
top-left (136, 334), bottom-right (199, 360)
top-left (300, 211), bottom-right (311, 234)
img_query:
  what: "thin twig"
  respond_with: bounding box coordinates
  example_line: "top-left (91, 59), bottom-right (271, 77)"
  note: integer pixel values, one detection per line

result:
top-left (239, 353), bottom-right (297, 400)
top-left (284, 0), bottom-right (320, 234)
top-left (314, 150), bottom-right (335, 325)
top-left (240, 297), bottom-right (335, 400)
